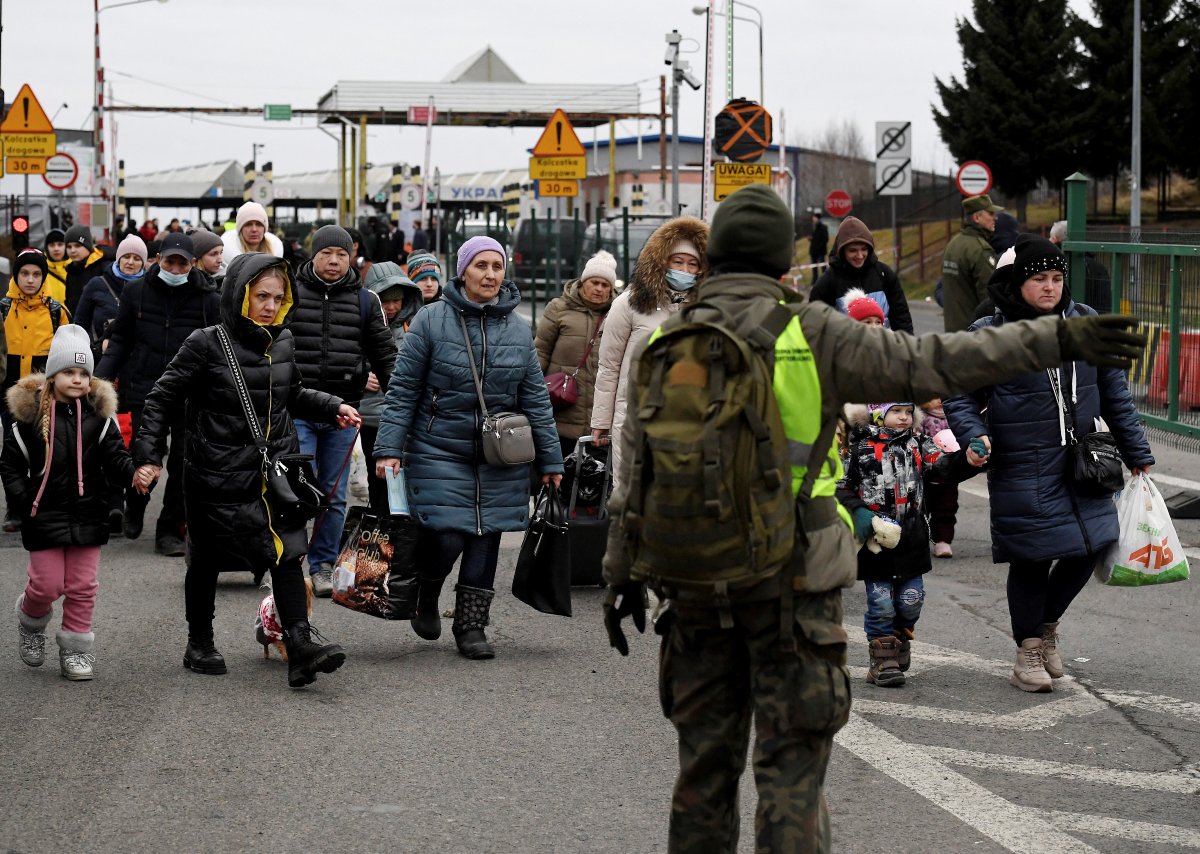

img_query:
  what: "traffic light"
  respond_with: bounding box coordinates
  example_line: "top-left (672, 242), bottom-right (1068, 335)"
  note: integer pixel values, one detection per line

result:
top-left (11, 214), bottom-right (30, 253)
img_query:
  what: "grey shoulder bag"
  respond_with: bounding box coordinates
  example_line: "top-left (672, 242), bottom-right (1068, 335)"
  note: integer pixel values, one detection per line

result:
top-left (457, 312), bottom-right (536, 467)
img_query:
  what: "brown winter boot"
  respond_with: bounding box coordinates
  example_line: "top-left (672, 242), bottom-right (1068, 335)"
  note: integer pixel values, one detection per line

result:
top-left (1010, 637), bottom-right (1053, 693)
top-left (895, 627), bottom-right (914, 672)
top-left (867, 636), bottom-right (905, 687)
top-left (1040, 622), bottom-right (1064, 678)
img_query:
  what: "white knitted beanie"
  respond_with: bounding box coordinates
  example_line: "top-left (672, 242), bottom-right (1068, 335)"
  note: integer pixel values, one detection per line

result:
top-left (579, 250), bottom-right (618, 285)
top-left (236, 202), bottom-right (270, 232)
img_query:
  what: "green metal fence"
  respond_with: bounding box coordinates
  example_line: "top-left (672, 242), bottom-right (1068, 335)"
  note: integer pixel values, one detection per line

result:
top-left (1063, 172), bottom-right (1200, 442)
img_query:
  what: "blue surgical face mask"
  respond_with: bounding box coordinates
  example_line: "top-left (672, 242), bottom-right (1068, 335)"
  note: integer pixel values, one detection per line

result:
top-left (158, 267), bottom-right (189, 287)
top-left (665, 268), bottom-right (697, 291)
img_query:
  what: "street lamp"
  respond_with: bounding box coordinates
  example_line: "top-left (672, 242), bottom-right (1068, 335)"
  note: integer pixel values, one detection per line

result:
top-left (693, 1), bottom-right (764, 104)
top-left (95, 0), bottom-right (169, 229)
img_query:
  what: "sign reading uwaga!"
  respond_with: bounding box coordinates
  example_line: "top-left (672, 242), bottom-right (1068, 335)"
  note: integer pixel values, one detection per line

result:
top-left (713, 99), bottom-right (773, 162)
top-left (714, 162), bottom-right (772, 201)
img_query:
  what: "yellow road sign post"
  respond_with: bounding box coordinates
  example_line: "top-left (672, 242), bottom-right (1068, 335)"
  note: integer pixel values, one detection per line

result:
top-left (529, 108), bottom-right (587, 195)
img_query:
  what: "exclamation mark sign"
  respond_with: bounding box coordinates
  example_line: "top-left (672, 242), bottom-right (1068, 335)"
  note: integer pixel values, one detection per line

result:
top-left (22, 97), bottom-right (29, 128)
top-left (555, 120), bottom-right (562, 152)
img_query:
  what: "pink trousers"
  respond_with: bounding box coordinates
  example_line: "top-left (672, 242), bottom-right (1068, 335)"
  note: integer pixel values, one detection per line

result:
top-left (20, 546), bottom-right (102, 634)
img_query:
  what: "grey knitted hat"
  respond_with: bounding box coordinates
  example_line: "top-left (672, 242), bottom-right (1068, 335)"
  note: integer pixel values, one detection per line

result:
top-left (310, 225), bottom-right (353, 256)
top-left (45, 325), bottom-right (95, 378)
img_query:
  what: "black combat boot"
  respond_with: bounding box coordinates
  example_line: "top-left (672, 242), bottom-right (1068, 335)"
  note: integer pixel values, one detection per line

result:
top-left (282, 620), bottom-right (346, 688)
top-left (452, 585), bottom-right (496, 660)
top-left (183, 630), bottom-right (228, 675)
top-left (411, 573), bottom-right (450, 640)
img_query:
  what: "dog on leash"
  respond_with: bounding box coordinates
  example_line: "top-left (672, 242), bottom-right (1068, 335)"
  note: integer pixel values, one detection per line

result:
top-left (255, 577), bottom-right (314, 662)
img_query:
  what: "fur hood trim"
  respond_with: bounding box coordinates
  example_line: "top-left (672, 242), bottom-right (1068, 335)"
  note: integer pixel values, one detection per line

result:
top-left (628, 217), bottom-right (710, 314)
top-left (4, 374), bottom-right (118, 425)
top-left (843, 402), bottom-right (925, 432)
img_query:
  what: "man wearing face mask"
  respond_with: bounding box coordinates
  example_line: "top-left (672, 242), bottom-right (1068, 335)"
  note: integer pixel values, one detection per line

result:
top-left (590, 217), bottom-right (708, 490)
top-left (97, 233), bottom-right (221, 556)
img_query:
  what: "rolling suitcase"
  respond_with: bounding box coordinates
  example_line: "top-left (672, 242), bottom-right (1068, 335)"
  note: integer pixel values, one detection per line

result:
top-left (562, 436), bottom-right (612, 586)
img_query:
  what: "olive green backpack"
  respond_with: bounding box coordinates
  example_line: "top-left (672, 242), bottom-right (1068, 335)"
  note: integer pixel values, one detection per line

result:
top-left (623, 303), bottom-right (798, 601)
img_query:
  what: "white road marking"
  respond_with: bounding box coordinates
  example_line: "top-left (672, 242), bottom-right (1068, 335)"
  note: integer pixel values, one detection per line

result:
top-left (922, 745), bottom-right (1200, 794)
top-left (1037, 810), bottom-right (1200, 849)
top-left (852, 694), bottom-right (1108, 731)
top-left (836, 713), bottom-right (1102, 853)
top-left (1151, 471), bottom-right (1200, 492)
top-left (1092, 689), bottom-right (1200, 724)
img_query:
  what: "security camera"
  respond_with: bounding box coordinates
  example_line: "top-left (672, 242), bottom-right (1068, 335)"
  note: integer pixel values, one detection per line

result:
top-left (664, 29), bottom-right (681, 65)
top-left (677, 61), bottom-right (702, 91)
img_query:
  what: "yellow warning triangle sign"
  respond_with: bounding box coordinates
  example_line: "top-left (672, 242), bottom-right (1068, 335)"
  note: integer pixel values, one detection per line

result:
top-left (531, 109), bottom-right (585, 157)
top-left (1, 84), bottom-right (55, 134)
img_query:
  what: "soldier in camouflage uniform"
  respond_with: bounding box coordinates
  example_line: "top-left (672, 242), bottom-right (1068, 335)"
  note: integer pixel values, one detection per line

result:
top-left (602, 185), bottom-right (1149, 853)
top-left (941, 194), bottom-right (1001, 332)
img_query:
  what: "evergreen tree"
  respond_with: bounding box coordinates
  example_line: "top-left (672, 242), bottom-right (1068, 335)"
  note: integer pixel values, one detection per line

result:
top-left (933, 0), bottom-right (1082, 220)
top-left (1077, 0), bottom-right (1193, 194)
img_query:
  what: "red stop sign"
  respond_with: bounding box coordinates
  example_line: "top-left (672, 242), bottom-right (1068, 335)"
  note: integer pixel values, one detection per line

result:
top-left (824, 190), bottom-right (852, 218)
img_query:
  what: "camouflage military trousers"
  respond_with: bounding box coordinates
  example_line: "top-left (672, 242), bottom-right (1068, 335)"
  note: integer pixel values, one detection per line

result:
top-left (658, 590), bottom-right (851, 854)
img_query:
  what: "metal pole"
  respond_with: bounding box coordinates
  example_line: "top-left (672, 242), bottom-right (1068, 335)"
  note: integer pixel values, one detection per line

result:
top-left (1130, 0), bottom-right (1142, 231)
top-left (757, 16), bottom-right (764, 104)
top-left (671, 76), bottom-right (681, 215)
top-left (338, 124), bottom-right (346, 227)
top-left (701, 0), bottom-right (717, 219)
top-left (607, 118), bottom-right (617, 209)
top-left (659, 75), bottom-right (668, 204)
top-left (622, 206), bottom-right (631, 284)
top-left (434, 166), bottom-right (442, 266)
top-left (725, 0), bottom-right (734, 100)
top-left (554, 200), bottom-right (562, 290)
top-left (421, 96), bottom-right (434, 228)
top-left (891, 196), bottom-right (898, 268)
top-left (358, 114), bottom-right (367, 224)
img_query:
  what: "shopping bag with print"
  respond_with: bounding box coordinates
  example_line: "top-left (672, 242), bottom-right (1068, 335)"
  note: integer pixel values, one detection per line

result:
top-left (1095, 473), bottom-right (1190, 586)
top-left (331, 506), bottom-right (420, 619)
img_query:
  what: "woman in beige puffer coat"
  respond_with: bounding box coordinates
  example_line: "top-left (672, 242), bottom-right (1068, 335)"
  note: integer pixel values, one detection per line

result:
top-left (589, 216), bottom-right (709, 488)
top-left (535, 251), bottom-right (616, 459)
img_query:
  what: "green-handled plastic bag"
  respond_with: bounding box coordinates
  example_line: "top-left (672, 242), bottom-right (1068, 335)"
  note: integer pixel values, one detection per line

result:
top-left (1095, 474), bottom-right (1190, 586)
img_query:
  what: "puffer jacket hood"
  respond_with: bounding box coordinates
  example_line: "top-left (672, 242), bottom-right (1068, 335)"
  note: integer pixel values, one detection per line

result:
top-left (987, 269), bottom-right (1071, 323)
top-left (221, 253), bottom-right (295, 351)
top-left (833, 216), bottom-right (874, 256)
top-left (627, 217), bottom-right (709, 314)
top-left (5, 372), bottom-right (118, 425)
top-left (6, 274), bottom-right (52, 305)
top-left (560, 278), bottom-right (615, 312)
top-left (363, 261), bottom-right (423, 327)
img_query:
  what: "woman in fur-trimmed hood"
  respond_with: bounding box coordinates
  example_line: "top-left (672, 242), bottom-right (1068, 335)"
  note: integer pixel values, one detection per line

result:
top-left (590, 216), bottom-right (708, 488)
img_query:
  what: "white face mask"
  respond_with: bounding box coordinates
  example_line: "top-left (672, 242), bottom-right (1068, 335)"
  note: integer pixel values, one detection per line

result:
top-left (665, 268), bottom-right (697, 291)
top-left (158, 269), bottom-right (189, 287)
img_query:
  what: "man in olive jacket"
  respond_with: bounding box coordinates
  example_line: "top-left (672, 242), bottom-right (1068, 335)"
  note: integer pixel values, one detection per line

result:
top-left (942, 194), bottom-right (1001, 332)
top-left (288, 225), bottom-right (397, 595)
top-left (601, 184), bottom-right (1146, 853)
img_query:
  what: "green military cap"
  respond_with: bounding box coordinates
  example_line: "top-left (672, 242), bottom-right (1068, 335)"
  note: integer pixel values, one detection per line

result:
top-left (963, 194), bottom-right (1003, 214)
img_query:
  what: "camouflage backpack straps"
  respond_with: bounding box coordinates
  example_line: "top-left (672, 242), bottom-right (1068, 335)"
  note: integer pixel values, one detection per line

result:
top-left (624, 303), bottom-right (797, 610)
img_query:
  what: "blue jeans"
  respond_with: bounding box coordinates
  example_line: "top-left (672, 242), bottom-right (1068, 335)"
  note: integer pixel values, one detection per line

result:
top-left (295, 419), bottom-right (359, 569)
top-left (414, 528), bottom-right (503, 591)
top-left (863, 576), bottom-right (925, 640)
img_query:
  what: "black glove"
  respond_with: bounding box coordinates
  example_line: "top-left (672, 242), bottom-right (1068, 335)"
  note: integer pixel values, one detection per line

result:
top-left (1058, 315), bottom-right (1147, 370)
top-left (603, 582), bottom-right (647, 656)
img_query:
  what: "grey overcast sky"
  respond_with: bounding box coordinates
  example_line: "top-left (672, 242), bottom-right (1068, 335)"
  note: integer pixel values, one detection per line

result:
top-left (2, 0), bottom-right (1098, 183)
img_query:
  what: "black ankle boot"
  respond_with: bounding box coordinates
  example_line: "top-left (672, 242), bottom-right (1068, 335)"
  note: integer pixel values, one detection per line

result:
top-left (411, 574), bottom-right (449, 640)
top-left (282, 621), bottom-right (346, 688)
top-left (452, 585), bottom-right (495, 660)
top-left (183, 634), bottom-right (227, 675)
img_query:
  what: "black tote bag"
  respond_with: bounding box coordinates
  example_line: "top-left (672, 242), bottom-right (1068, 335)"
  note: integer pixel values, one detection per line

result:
top-left (512, 485), bottom-right (573, 617)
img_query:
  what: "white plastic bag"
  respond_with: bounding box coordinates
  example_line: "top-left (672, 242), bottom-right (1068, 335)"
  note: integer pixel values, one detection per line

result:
top-left (1095, 473), bottom-right (1190, 586)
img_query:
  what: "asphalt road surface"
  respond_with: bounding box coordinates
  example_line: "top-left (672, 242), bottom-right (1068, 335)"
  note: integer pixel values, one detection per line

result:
top-left (2, 303), bottom-right (1198, 852)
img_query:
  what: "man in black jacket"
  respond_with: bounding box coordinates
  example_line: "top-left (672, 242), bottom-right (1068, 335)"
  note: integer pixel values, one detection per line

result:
top-left (289, 225), bottom-right (397, 595)
top-left (96, 233), bottom-right (221, 556)
top-left (809, 212), bottom-right (829, 284)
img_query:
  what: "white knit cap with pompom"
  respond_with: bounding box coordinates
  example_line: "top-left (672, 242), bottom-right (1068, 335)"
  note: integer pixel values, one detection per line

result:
top-left (579, 249), bottom-right (618, 285)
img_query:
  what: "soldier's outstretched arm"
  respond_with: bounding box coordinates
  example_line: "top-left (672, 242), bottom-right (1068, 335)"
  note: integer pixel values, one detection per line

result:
top-left (800, 302), bottom-right (1144, 411)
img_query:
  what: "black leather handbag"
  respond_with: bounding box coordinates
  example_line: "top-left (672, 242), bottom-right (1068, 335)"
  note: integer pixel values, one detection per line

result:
top-left (215, 326), bottom-right (328, 523)
top-left (1052, 366), bottom-right (1125, 496)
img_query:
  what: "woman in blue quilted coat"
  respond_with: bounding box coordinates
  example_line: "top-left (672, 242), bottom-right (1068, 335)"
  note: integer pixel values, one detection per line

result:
top-left (945, 235), bottom-right (1152, 694)
top-left (374, 237), bottom-right (563, 660)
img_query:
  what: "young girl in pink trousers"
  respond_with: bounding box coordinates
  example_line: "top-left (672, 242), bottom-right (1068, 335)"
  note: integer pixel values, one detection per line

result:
top-left (1, 325), bottom-right (134, 680)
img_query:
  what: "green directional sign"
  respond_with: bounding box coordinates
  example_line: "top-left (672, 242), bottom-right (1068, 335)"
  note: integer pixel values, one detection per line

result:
top-left (263, 104), bottom-right (292, 122)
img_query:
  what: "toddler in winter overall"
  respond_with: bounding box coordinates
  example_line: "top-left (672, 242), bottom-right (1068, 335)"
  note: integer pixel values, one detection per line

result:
top-left (837, 402), bottom-right (985, 687)
top-left (1, 325), bottom-right (134, 680)
top-left (919, 398), bottom-right (961, 559)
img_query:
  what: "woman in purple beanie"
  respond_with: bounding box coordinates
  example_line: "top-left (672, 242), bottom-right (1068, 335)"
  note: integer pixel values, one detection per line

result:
top-left (373, 236), bottom-right (564, 660)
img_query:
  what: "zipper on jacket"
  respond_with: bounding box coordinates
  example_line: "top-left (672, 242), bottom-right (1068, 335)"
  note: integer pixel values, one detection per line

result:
top-left (475, 313), bottom-right (487, 535)
top-left (426, 389), bottom-right (440, 432)
top-left (319, 290), bottom-right (331, 390)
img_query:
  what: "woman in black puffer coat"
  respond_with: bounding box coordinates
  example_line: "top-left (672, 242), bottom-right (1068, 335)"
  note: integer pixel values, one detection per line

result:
top-left (133, 253), bottom-right (361, 688)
